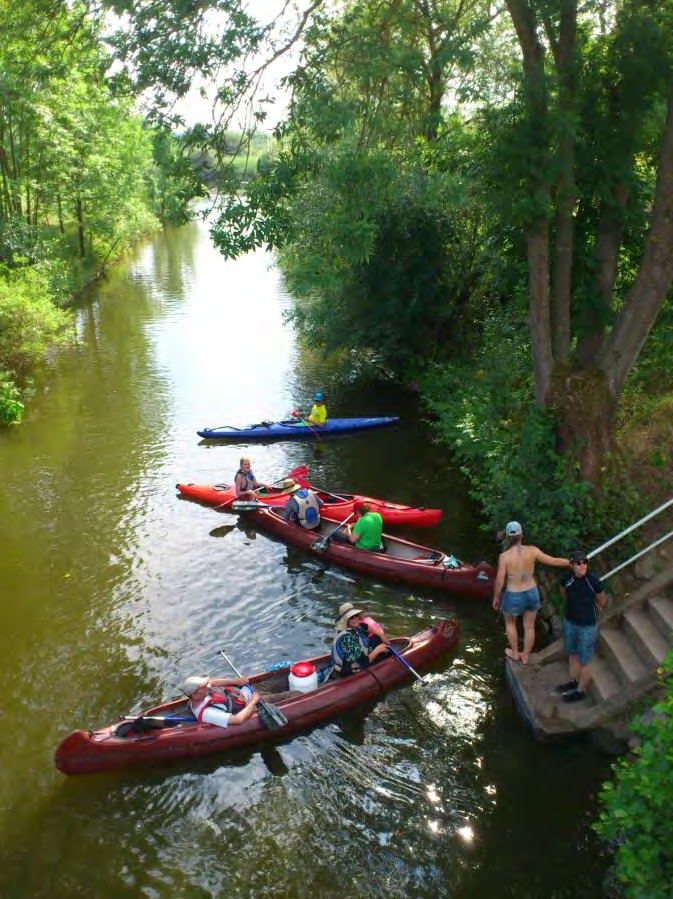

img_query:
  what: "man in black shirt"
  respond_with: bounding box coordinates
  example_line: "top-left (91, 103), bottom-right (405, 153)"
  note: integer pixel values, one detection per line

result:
top-left (555, 550), bottom-right (607, 703)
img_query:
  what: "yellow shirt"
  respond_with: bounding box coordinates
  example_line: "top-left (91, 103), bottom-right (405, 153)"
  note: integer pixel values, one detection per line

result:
top-left (307, 402), bottom-right (327, 426)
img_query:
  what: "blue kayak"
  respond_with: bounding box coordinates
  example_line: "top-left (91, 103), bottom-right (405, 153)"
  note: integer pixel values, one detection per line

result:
top-left (197, 416), bottom-right (399, 441)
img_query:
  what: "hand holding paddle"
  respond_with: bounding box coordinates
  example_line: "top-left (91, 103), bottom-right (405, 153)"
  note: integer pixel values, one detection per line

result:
top-left (312, 511), bottom-right (356, 553)
top-left (291, 409), bottom-right (322, 440)
top-left (216, 464), bottom-right (309, 509)
top-left (219, 650), bottom-right (287, 729)
top-left (387, 644), bottom-right (428, 684)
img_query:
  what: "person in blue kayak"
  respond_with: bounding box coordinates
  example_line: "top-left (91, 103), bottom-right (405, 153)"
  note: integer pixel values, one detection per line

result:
top-left (235, 456), bottom-right (267, 500)
top-left (282, 483), bottom-right (323, 529)
top-left (306, 391), bottom-right (328, 427)
top-left (182, 676), bottom-right (261, 728)
top-left (331, 602), bottom-right (390, 678)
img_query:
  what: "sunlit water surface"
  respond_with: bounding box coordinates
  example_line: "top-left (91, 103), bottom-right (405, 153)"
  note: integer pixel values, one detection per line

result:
top-left (0, 220), bottom-right (612, 897)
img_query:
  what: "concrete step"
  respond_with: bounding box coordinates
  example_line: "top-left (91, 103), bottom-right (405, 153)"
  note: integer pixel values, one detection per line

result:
top-left (623, 607), bottom-right (669, 668)
top-left (597, 625), bottom-right (649, 686)
top-left (588, 653), bottom-right (620, 705)
top-left (648, 595), bottom-right (673, 643)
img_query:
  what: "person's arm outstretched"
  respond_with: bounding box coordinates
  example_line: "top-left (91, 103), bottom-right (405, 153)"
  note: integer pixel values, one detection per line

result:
top-left (533, 547), bottom-right (571, 567)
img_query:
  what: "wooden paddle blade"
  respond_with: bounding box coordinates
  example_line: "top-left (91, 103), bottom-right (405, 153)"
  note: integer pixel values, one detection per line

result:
top-left (258, 699), bottom-right (288, 729)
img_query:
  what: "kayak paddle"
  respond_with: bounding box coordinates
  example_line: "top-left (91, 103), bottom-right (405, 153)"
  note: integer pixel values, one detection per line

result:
top-left (290, 409), bottom-right (322, 440)
top-left (216, 464), bottom-right (309, 508)
top-left (219, 649), bottom-right (288, 729)
top-left (387, 644), bottom-right (428, 684)
top-left (312, 511), bottom-right (356, 553)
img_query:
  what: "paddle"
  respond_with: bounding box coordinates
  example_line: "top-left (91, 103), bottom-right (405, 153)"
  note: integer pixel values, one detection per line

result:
top-left (387, 644), bottom-right (428, 684)
top-left (312, 511), bottom-right (356, 553)
top-left (291, 409), bottom-right (322, 440)
top-left (216, 465), bottom-right (309, 509)
top-left (219, 649), bottom-right (288, 729)
top-left (293, 475), bottom-right (349, 503)
top-left (123, 715), bottom-right (195, 724)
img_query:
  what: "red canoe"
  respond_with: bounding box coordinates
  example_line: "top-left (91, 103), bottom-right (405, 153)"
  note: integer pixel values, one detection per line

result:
top-left (176, 480), bottom-right (443, 528)
top-left (54, 619), bottom-right (459, 775)
top-left (238, 507), bottom-right (494, 598)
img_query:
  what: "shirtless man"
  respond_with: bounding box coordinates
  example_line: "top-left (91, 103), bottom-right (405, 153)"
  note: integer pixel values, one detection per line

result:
top-left (492, 521), bottom-right (570, 664)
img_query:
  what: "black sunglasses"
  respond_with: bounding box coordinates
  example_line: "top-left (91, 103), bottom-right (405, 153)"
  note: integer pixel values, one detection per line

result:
top-left (572, 559), bottom-right (588, 565)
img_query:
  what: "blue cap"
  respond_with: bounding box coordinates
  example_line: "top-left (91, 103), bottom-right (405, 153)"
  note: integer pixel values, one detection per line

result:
top-left (505, 521), bottom-right (522, 536)
top-left (313, 392), bottom-right (324, 402)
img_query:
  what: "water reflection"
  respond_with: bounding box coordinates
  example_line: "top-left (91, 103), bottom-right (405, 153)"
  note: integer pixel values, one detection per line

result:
top-left (0, 219), bottom-right (614, 899)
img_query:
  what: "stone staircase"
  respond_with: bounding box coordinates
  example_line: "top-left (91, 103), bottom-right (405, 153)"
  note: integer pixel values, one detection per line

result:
top-left (506, 565), bottom-right (673, 740)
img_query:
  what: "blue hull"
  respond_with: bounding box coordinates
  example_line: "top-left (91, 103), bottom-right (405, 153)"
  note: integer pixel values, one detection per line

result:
top-left (197, 416), bottom-right (399, 441)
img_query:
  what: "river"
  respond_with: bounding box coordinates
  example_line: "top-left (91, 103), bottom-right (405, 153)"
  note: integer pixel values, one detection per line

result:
top-left (0, 218), bottom-right (613, 897)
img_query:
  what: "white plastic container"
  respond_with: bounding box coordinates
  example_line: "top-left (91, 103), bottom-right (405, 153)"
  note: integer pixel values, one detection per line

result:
top-left (288, 661), bottom-right (319, 693)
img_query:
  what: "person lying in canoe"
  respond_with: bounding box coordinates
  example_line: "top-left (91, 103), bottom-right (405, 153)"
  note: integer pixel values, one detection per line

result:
top-left (306, 391), bottom-right (327, 427)
top-left (182, 676), bottom-right (261, 728)
top-left (282, 483), bottom-right (323, 529)
top-left (332, 503), bottom-right (385, 552)
top-left (235, 457), bottom-right (268, 500)
top-left (332, 602), bottom-right (390, 678)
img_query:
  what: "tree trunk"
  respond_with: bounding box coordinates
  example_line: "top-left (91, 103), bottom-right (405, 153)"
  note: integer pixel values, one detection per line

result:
top-left (528, 222), bottom-right (554, 405)
top-left (548, 366), bottom-right (617, 485)
top-left (76, 194), bottom-right (85, 258)
top-left (598, 80), bottom-right (673, 397)
top-left (549, 0), bottom-right (577, 363)
top-left (57, 190), bottom-right (64, 235)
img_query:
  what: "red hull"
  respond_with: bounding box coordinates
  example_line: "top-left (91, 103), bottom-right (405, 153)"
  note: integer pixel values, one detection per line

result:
top-left (55, 620), bottom-right (459, 775)
top-left (176, 482), bottom-right (442, 527)
top-left (245, 508), bottom-right (494, 598)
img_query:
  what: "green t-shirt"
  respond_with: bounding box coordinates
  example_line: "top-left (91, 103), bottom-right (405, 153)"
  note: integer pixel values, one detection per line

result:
top-left (352, 512), bottom-right (383, 551)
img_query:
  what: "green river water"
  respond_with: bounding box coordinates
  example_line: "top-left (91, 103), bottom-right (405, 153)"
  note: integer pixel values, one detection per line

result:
top-left (0, 219), bottom-right (613, 897)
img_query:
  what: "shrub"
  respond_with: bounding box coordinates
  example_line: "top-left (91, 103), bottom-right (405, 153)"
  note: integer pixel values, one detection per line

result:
top-left (419, 304), bottom-right (590, 548)
top-left (594, 650), bottom-right (673, 898)
top-left (0, 371), bottom-right (23, 425)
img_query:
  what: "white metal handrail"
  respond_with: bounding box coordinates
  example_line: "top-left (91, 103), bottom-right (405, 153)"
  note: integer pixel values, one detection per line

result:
top-left (588, 496), bottom-right (673, 561)
top-left (602, 529), bottom-right (673, 582)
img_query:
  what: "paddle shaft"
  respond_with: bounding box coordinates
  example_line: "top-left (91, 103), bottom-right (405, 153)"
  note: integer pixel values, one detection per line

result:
top-left (387, 644), bottom-right (427, 684)
top-left (218, 649), bottom-right (287, 727)
top-left (291, 409), bottom-right (322, 440)
top-left (124, 715), bottom-right (195, 723)
top-left (217, 465), bottom-right (308, 508)
top-left (314, 511), bottom-right (356, 550)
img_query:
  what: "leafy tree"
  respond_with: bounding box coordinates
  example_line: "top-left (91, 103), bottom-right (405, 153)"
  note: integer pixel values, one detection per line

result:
top-left (496, 1), bottom-right (673, 484)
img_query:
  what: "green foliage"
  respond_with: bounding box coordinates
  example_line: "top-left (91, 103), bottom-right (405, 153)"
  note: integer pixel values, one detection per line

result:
top-left (150, 127), bottom-right (207, 223)
top-left (595, 651), bottom-right (673, 898)
top-left (275, 149), bottom-right (490, 376)
top-left (419, 303), bottom-right (591, 546)
top-left (0, 371), bottom-right (23, 425)
top-left (0, 268), bottom-right (71, 377)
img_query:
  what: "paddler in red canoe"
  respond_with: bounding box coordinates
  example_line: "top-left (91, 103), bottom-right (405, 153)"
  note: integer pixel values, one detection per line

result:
top-left (331, 602), bottom-right (390, 678)
top-left (182, 676), bottom-right (261, 728)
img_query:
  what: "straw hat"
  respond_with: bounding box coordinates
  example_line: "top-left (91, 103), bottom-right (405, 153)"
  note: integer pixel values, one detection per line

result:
top-left (334, 602), bottom-right (365, 631)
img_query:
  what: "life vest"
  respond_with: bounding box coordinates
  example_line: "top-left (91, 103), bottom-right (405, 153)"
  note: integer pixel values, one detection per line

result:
top-left (332, 626), bottom-right (370, 676)
top-left (192, 687), bottom-right (247, 723)
top-left (236, 469), bottom-right (256, 489)
top-left (293, 488), bottom-right (321, 529)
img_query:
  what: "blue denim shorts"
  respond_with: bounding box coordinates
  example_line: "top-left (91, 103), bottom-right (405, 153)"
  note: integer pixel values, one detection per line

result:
top-left (563, 619), bottom-right (598, 665)
top-left (501, 587), bottom-right (541, 616)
